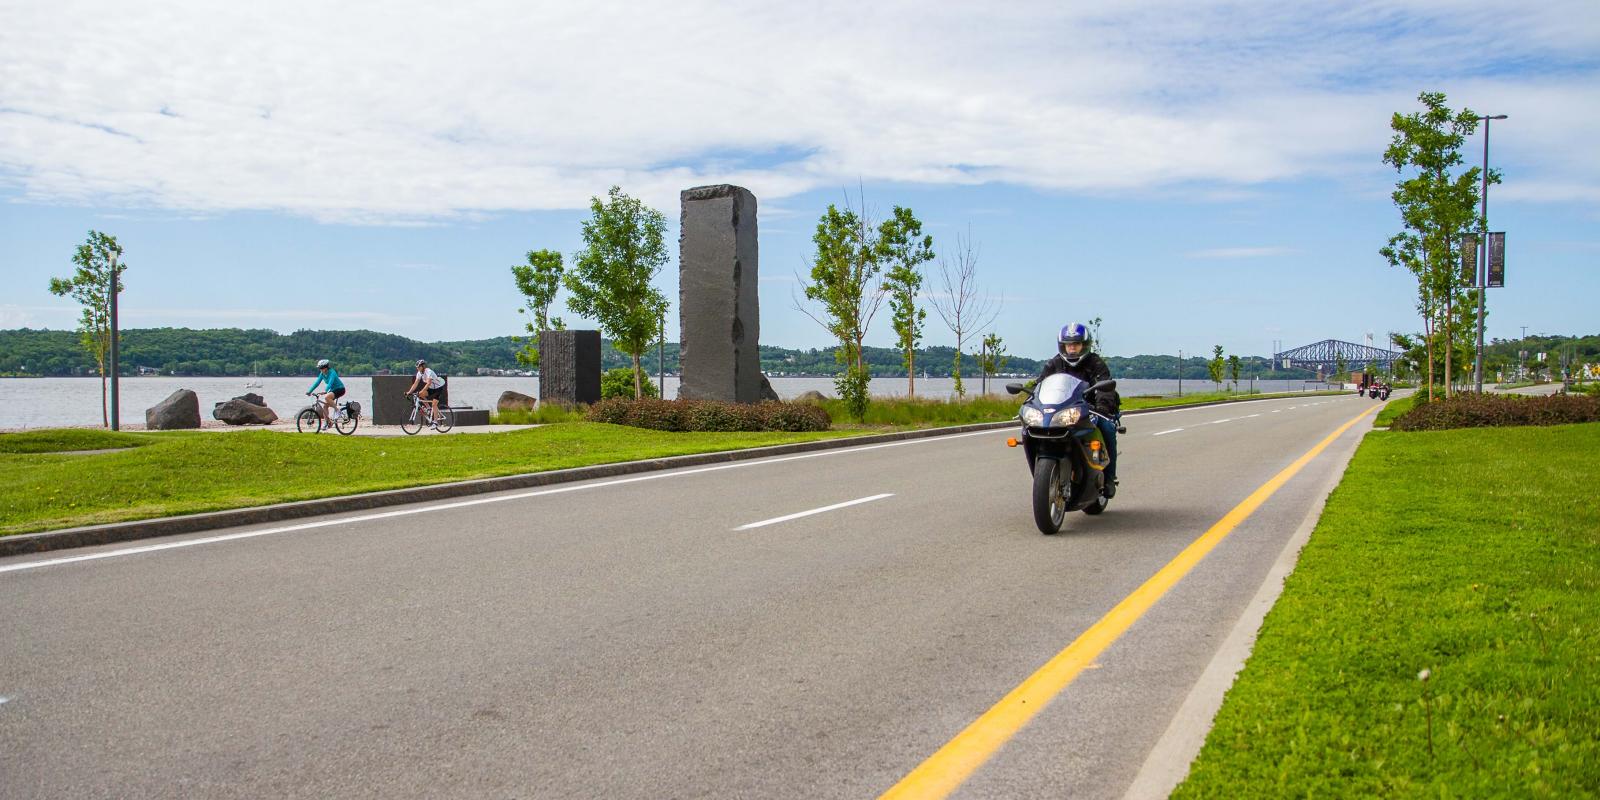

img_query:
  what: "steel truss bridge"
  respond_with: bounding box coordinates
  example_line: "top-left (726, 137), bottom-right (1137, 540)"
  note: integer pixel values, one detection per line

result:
top-left (1274, 339), bottom-right (1404, 371)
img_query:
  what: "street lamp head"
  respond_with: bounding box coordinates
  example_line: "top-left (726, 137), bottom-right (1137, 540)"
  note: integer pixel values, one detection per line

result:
top-left (1489, 114), bottom-right (1508, 120)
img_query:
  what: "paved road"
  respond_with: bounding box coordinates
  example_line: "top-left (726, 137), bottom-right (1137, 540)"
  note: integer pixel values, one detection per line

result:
top-left (1, 394), bottom-right (1380, 799)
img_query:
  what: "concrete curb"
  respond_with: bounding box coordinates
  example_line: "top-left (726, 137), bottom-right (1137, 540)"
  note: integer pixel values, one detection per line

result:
top-left (1, 391), bottom-right (1347, 558)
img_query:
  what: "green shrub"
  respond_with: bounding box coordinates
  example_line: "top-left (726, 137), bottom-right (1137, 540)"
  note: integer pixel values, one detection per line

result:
top-left (600, 367), bottom-right (659, 399)
top-left (1392, 392), bottom-right (1600, 431)
top-left (584, 399), bottom-right (829, 432)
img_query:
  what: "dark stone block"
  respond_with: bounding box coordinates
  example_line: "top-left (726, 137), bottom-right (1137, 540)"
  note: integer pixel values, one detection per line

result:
top-left (679, 184), bottom-right (765, 403)
top-left (146, 389), bottom-right (201, 430)
top-left (540, 330), bottom-right (601, 406)
top-left (449, 409), bottom-right (492, 426)
top-left (372, 375), bottom-right (448, 425)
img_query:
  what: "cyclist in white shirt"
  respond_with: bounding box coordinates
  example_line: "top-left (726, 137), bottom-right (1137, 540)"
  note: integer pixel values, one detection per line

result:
top-left (405, 359), bottom-right (447, 428)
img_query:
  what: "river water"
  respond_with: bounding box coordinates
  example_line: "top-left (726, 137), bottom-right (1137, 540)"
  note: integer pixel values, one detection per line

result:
top-left (0, 375), bottom-right (1334, 429)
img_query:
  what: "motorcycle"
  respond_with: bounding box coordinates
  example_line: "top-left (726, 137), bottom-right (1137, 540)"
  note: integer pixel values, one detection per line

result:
top-left (1005, 374), bottom-right (1123, 534)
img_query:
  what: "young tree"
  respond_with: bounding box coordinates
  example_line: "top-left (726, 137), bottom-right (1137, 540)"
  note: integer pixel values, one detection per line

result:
top-left (564, 186), bottom-right (670, 399)
top-left (1208, 345), bottom-right (1225, 389)
top-left (929, 227), bottom-right (1000, 398)
top-left (798, 193), bottom-right (888, 421)
top-left (978, 331), bottom-right (1008, 395)
top-left (880, 206), bottom-right (934, 398)
top-left (510, 248), bottom-right (565, 368)
top-left (1381, 91), bottom-right (1496, 400)
top-left (48, 231), bottom-right (124, 427)
top-left (1335, 351), bottom-right (1348, 381)
top-left (1227, 353), bottom-right (1242, 389)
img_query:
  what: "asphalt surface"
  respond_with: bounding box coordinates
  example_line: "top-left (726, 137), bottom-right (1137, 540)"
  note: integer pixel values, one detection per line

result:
top-left (1, 393), bottom-right (1381, 799)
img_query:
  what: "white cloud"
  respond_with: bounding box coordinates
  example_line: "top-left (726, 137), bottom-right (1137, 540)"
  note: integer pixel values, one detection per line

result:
top-left (1, 0), bottom-right (1596, 222)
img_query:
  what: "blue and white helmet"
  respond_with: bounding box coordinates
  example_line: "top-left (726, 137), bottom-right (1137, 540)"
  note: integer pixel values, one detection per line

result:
top-left (1058, 323), bottom-right (1090, 365)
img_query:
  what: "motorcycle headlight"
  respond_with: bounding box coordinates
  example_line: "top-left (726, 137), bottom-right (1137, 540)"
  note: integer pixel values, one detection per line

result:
top-left (1051, 407), bottom-right (1081, 427)
top-left (1020, 407), bottom-right (1045, 427)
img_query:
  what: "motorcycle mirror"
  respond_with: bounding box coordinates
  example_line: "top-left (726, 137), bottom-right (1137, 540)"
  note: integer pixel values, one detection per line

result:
top-left (1090, 379), bottom-right (1117, 393)
top-left (1005, 382), bottom-right (1026, 395)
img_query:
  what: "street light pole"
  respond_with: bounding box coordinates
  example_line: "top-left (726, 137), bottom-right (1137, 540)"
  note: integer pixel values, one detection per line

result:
top-left (1177, 349), bottom-right (1183, 397)
top-left (108, 252), bottom-right (121, 431)
top-left (1474, 113), bottom-right (1506, 393)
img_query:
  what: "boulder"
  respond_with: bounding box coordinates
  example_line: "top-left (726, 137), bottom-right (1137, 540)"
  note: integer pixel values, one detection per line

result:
top-left (236, 392), bottom-right (266, 407)
top-left (212, 398), bottom-right (279, 425)
top-left (794, 390), bottom-right (830, 404)
top-left (759, 374), bottom-right (780, 402)
top-left (146, 390), bottom-right (201, 430)
top-left (497, 391), bottom-right (536, 413)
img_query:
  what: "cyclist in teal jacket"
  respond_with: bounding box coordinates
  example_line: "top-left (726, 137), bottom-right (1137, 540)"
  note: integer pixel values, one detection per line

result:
top-left (306, 358), bottom-right (345, 428)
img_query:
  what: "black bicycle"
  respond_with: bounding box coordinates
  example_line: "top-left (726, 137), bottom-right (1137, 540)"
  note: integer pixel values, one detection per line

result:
top-left (297, 392), bottom-right (360, 435)
top-left (401, 391), bottom-right (454, 434)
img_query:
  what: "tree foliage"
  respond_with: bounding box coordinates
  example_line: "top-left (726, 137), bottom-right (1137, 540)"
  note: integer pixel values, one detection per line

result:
top-left (48, 230), bottom-right (124, 426)
top-left (799, 194), bottom-right (890, 421)
top-left (564, 186), bottom-right (670, 399)
top-left (510, 248), bottom-right (565, 367)
top-left (881, 206), bottom-right (934, 398)
top-left (1381, 91), bottom-right (1496, 399)
top-left (1208, 345), bottom-right (1226, 387)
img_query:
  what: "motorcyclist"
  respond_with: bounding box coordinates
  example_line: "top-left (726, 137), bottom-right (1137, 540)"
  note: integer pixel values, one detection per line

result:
top-left (1033, 322), bottom-right (1120, 494)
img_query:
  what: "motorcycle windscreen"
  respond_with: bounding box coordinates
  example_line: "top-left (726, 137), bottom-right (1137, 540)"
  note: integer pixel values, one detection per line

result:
top-left (1035, 373), bottom-right (1086, 406)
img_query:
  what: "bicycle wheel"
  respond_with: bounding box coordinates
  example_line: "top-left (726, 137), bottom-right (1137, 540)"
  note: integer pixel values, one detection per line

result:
top-left (433, 407), bottom-right (454, 433)
top-left (335, 408), bottom-right (359, 436)
top-left (400, 405), bottom-right (423, 435)
top-left (296, 408), bottom-right (323, 433)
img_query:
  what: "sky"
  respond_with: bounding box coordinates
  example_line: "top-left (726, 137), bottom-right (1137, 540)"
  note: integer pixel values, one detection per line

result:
top-left (2, 0), bottom-right (1597, 363)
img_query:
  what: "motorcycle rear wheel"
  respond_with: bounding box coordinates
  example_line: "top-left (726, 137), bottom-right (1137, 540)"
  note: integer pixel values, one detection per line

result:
top-left (1032, 458), bottom-right (1067, 534)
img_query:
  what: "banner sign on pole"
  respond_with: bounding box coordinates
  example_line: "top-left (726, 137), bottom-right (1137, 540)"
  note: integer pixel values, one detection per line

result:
top-left (1487, 232), bottom-right (1505, 287)
top-left (1460, 233), bottom-right (1479, 286)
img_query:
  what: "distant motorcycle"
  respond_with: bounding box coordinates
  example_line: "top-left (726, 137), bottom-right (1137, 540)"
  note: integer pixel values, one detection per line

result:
top-left (1006, 374), bottom-right (1122, 534)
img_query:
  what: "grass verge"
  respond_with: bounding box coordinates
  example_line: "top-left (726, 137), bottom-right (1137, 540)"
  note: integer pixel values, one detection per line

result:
top-left (0, 424), bottom-right (858, 536)
top-left (817, 389), bottom-right (1350, 427)
top-left (1374, 394), bottom-right (1419, 427)
top-left (1173, 422), bottom-right (1600, 797)
top-left (0, 429), bottom-right (151, 454)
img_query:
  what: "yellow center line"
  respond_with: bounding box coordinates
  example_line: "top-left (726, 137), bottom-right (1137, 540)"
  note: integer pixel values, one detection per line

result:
top-left (879, 404), bottom-right (1378, 800)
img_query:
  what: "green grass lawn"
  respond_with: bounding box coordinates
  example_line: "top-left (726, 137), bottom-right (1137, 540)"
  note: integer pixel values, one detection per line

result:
top-left (1374, 394), bottom-right (1419, 427)
top-left (1173, 422), bottom-right (1600, 798)
top-left (0, 424), bottom-right (859, 536)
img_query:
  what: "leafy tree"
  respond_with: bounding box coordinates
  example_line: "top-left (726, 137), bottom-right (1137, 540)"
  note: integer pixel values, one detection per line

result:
top-left (1208, 345), bottom-right (1226, 388)
top-left (929, 227), bottom-right (1000, 397)
top-left (1381, 91), bottom-right (1496, 400)
top-left (1335, 351), bottom-right (1348, 381)
top-left (799, 195), bottom-right (888, 421)
top-left (880, 206), bottom-right (934, 398)
top-left (48, 230), bottom-right (124, 426)
top-left (510, 248), bottom-right (565, 367)
top-left (1227, 353), bottom-right (1241, 389)
top-left (564, 186), bottom-right (670, 399)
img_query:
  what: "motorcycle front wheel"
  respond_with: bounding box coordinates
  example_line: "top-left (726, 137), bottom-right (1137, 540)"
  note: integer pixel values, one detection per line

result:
top-left (1032, 458), bottom-right (1068, 534)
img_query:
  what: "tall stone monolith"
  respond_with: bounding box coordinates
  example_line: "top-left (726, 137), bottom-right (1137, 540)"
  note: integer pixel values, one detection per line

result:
top-left (679, 184), bottom-right (772, 403)
top-left (540, 329), bottom-right (601, 406)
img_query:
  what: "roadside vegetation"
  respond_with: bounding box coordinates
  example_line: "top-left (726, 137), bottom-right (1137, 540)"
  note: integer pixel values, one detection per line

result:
top-left (1391, 392), bottom-right (1600, 431)
top-left (1175, 421), bottom-right (1600, 797)
top-left (0, 428), bottom-right (149, 455)
top-left (0, 424), bottom-right (859, 536)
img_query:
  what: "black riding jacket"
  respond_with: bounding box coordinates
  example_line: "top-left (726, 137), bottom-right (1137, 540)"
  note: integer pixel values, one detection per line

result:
top-left (1035, 352), bottom-right (1119, 415)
